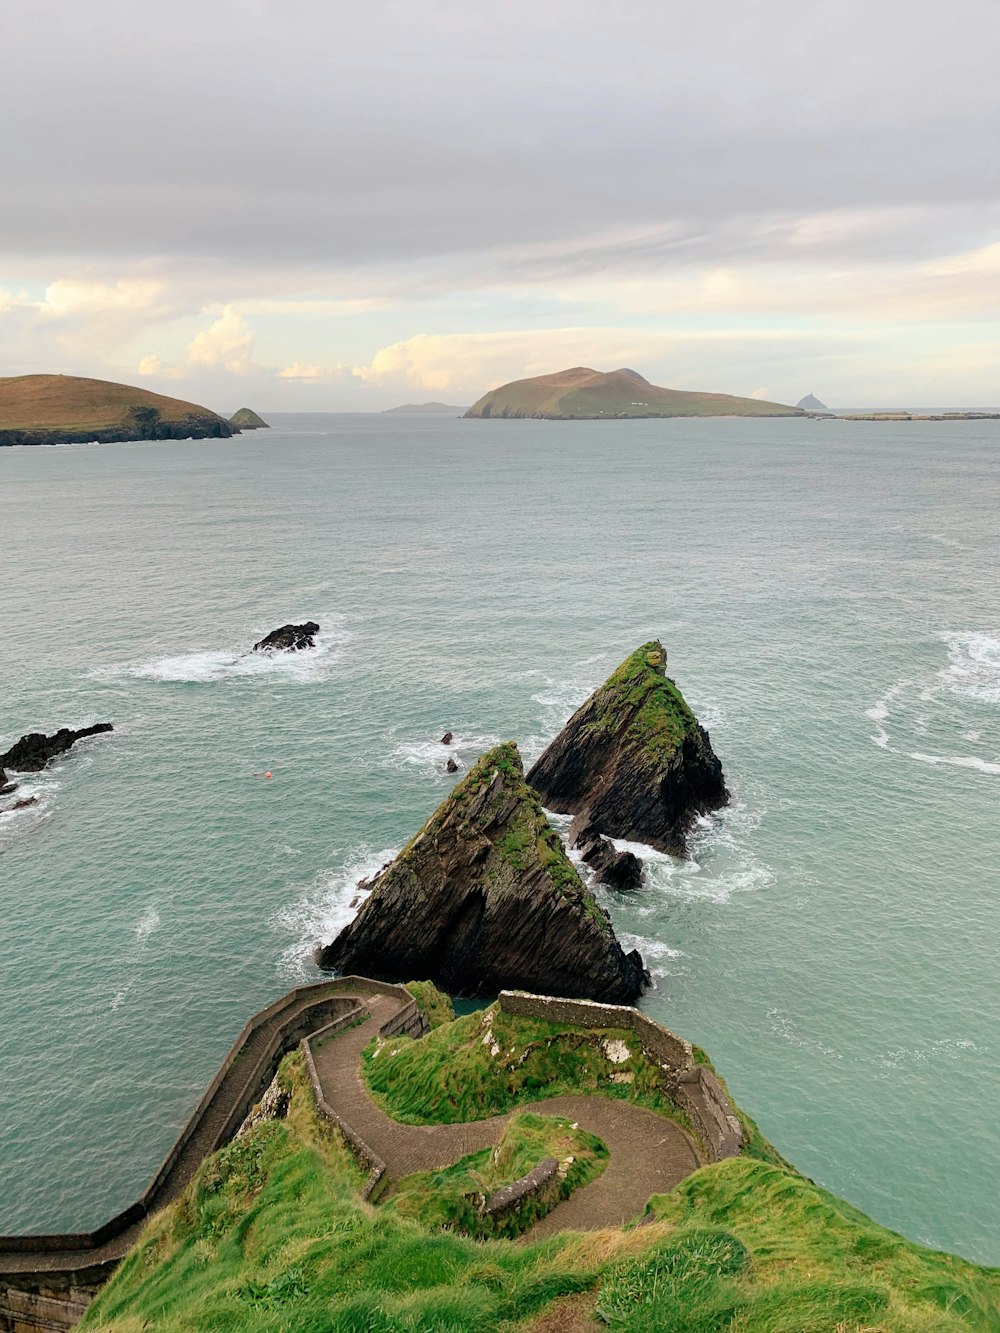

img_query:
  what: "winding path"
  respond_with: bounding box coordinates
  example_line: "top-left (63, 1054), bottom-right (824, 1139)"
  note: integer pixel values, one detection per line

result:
top-left (309, 990), bottom-right (703, 1235)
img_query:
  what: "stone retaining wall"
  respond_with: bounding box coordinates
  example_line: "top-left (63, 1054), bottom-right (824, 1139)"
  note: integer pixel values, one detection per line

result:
top-left (482, 1157), bottom-right (561, 1224)
top-left (497, 991), bottom-right (742, 1163)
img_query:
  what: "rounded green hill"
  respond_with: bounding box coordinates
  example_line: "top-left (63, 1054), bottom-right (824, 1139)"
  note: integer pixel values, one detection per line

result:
top-left (464, 366), bottom-right (803, 420)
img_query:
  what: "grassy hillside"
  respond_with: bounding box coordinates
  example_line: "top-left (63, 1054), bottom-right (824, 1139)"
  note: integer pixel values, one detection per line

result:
top-left (0, 374), bottom-right (227, 431)
top-left (464, 368), bottom-right (802, 420)
top-left (80, 1001), bottom-right (1000, 1333)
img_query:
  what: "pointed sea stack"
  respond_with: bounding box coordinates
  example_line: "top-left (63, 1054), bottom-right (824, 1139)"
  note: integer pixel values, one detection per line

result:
top-left (527, 642), bottom-right (728, 858)
top-left (316, 742), bottom-right (648, 1003)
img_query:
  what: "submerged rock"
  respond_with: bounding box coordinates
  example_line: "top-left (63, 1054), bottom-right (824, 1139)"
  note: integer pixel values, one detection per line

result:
top-left (252, 621), bottom-right (319, 652)
top-left (527, 641), bottom-right (727, 858)
top-left (316, 741), bottom-right (648, 1003)
top-left (0, 723), bottom-right (113, 773)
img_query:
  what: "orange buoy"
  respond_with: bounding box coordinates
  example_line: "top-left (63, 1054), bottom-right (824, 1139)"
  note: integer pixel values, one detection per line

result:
top-left (265, 771), bottom-right (272, 778)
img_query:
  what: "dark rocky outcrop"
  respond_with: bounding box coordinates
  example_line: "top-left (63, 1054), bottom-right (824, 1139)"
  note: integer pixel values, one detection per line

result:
top-left (527, 642), bottom-right (727, 858)
top-left (252, 621), bottom-right (319, 652)
top-left (0, 724), bottom-right (113, 773)
top-left (316, 742), bottom-right (648, 1003)
top-left (569, 814), bottom-right (644, 890)
top-left (446, 757), bottom-right (459, 773)
top-left (441, 732), bottom-right (454, 745)
top-left (0, 768), bottom-right (16, 795)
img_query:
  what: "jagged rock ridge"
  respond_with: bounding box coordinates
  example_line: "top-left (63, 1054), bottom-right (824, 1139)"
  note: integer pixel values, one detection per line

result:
top-left (1, 723), bottom-right (113, 773)
top-left (527, 642), bottom-right (728, 858)
top-left (317, 742), bottom-right (648, 1003)
top-left (252, 621), bottom-right (319, 652)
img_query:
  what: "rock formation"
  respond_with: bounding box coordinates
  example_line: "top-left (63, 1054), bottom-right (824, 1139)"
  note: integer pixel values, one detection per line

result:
top-left (441, 731), bottom-right (454, 745)
top-left (796, 393), bottom-right (829, 412)
top-left (527, 642), bottom-right (727, 859)
top-left (316, 742), bottom-right (648, 1003)
top-left (0, 723), bottom-right (113, 773)
top-left (252, 621), bottom-right (319, 652)
top-left (0, 768), bottom-right (16, 795)
top-left (229, 407), bottom-right (269, 430)
top-left (569, 813), bottom-right (643, 890)
top-left (446, 756), bottom-right (459, 773)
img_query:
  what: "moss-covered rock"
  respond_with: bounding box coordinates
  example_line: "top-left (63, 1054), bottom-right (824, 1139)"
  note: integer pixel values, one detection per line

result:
top-left (528, 641), bottom-right (728, 858)
top-left (316, 742), bottom-right (648, 1002)
top-left (229, 406), bottom-right (269, 429)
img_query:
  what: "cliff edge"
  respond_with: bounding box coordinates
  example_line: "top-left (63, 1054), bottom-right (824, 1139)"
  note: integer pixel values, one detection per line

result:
top-left (527, 642), bottom-right (728, 857)
top-left (316, 742), bottom-right (647, 1002)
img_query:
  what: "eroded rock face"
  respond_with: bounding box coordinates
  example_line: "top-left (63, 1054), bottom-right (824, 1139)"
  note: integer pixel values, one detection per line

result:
top-left (252, 621), bottom-right (319, 652)
top-left (0, 723), bottom-right (113, 773)
top-left (569, 814), bottom-right (644, 890)
top-left (316, 742), bottom-right (648, 1003)
top-left (527, 642), bottom-right (727, 858)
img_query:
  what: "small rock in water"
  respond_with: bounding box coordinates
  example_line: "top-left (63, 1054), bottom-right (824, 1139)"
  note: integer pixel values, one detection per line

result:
top-left (440, 731), bottom-right (454, 745)
top-left (6, 796), bottom-right (39, 812)
top-left (0, 768), bottom-right (16, 795)
top-left (446, 756), bottom-right (459, 773)
top-left (252, 621), bottom-right (320, 653)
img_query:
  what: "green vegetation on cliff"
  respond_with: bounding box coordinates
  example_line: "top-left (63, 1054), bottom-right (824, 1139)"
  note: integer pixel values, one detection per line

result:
top-left (0, 374), bottom-right (233, 445)
top-left (81, 1013), bottom-right (1000, 1333)
top-left (464, 367), bottom-right (802, 420)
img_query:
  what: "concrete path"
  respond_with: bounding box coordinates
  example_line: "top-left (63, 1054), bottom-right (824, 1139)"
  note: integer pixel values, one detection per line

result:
top-left (310, 992), bottom-right (702, 1235)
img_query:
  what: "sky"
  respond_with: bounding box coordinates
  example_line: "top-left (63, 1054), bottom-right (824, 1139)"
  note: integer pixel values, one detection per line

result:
top-left (3, 0), bottom-right (1000, 412)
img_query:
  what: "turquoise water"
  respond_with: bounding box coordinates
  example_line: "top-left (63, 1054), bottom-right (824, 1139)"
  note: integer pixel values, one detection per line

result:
top-left (2, 414), bottom-right (997, 1263)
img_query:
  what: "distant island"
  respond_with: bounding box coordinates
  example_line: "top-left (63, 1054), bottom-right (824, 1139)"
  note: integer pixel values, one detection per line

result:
top-left (383, 401), bottom-right (469, 414)
top-left (0, 374), bottom-right (236, 446)
top-left (464, 367), bottom-right (803, 420)
top-left (796, 393), bottom-right (829, 411)
top-left (229, 407), bottom-right (269, 430)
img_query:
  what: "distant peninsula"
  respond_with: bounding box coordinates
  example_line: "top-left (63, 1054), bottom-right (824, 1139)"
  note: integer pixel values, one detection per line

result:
top-left (383, 401), bottom-right (469, 414)
top-left (229, 407), bottom-right (269, 430)
top-left (0, 374), bottom-right (236, 446)
top-left (464, 367), bottom-right (803, 420)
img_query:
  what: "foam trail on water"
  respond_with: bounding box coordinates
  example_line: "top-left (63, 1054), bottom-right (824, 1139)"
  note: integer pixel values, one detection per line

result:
top-left (273, 845), bottom-right (399, 982)
top-left (909, 752), bottom-right (1000, 776)
top-left (940, 631), bottom-right (1000, 705)
top-left (110, 901), bottom-right (163, 1010)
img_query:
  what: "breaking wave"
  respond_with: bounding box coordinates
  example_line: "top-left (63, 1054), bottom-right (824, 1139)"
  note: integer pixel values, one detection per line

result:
top-left (383, 732), bottom-right (500, 781)
top-left (102, 618), bottom-right (349, 685)
top-left (272, 844), bottom-right (399, 982)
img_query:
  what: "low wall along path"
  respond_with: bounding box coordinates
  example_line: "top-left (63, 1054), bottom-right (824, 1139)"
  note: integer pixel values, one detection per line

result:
top-left (1, 980), bottom-right (742, 1332)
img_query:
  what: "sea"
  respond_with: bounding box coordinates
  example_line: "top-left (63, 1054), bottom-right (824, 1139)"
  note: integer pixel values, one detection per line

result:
top-left (1, 412), bottom-right (997, 1264)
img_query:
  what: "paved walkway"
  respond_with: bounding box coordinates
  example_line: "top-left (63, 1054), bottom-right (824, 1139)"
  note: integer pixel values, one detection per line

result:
top-left (310, 992), bottom-right (703, 1235)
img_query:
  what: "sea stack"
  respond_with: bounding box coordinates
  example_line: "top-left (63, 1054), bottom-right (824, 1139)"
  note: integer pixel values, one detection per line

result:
top-left (527, 642), bottom-right (727, 858)
top-left (252, 621), bottom-right (319, 652)
top-left (316, 742), bottom-right (648, 1003)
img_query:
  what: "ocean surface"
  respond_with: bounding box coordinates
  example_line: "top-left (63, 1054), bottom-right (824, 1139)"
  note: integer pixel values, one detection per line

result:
top-left (1, 413), bottom-right (997, 1264)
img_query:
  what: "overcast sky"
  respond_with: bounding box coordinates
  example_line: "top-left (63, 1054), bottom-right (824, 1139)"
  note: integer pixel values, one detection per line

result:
top-left (3, 0), bottom-right (1000, 410)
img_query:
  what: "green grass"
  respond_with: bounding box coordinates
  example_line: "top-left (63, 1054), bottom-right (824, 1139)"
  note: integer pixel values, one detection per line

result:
top-left (0, 373), bottom-right (225, 430)
top-left (80, 1024), bottom-right (1000, 1333)
top-left (387, 1112), bottom-right (607, 1238)
top-left (362, 1002), bottom-right (692, 1133)
top-left (405, 979), bottom-right (456, 1030)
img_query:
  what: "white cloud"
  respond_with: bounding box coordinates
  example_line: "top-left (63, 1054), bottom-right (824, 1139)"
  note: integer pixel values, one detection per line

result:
top-left (750, 387), bottom-right (771, 399)
top-left (37, 277), bottom-right (165, 318)
top-left (185, 305), bottom-right (257, 375)
top-left (277, 361), bottom-right (346, 380)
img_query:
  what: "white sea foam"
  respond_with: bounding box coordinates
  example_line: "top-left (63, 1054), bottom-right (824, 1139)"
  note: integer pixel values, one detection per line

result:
top-left (272, 844), bottom-right (399, 982)
top-left (908, 751), bottom-right (1000, 776)
top-left (767, 1008), bottom-right (844, 1061)
top-left (105, 618), bottom-right (349, 685)
top-left (873, 1037), bottom-right (981, 1077)
top-left (109, 901), bottom-right (163, 1009)
top-left (383, 733), bottom-right (499, 781)
top-left (133, 904), bottom-right (161, 945)
top-left (940, 631), bottom-right (1000, 706)
top-left (0, 773), bottom-right (61, 850)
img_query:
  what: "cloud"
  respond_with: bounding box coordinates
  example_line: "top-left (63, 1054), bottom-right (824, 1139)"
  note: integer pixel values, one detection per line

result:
top-left (185, 305), bottom-right (257, 375)
top-left (277, 362), bottom-right (346, 381)
top-left (37, 277), bottom-right (166, 318)
top-left (750, 387), bottom-right (771, 400)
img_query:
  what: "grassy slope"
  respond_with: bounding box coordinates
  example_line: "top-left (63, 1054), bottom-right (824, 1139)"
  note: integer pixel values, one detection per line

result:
top-left (81, 1012), bottom-right (1000, 1333)
top-left (0, 374), bottom-right (225, 430)
top-left (582, 640), bottom-right (701, 760)
top-left (465, 368), bottom-right (802, 419)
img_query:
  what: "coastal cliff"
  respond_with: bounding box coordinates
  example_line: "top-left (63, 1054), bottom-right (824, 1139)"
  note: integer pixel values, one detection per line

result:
top-left (528, 642), bottom-right (728, 857)
top-left (0, 375), bottom-right (235, 446)
top-left (316, 742), bottom-right (648, 1002)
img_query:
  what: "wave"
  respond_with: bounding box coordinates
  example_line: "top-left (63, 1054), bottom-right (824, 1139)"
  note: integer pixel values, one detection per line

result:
top-left (110, 901), bottom-right (163, 1010)
top-left (940, 631), bottom-right (1000, 706)
top-left (102, 618), bottom-right (349, 685)
top-left (865, 632), bottom-right (999, 774)
top-left (383, 732), bottom-right (500, 781)
top-left (272, 844), bottom-right (399, 982)
top-left (908, 751), bottom-right (1000, 776)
